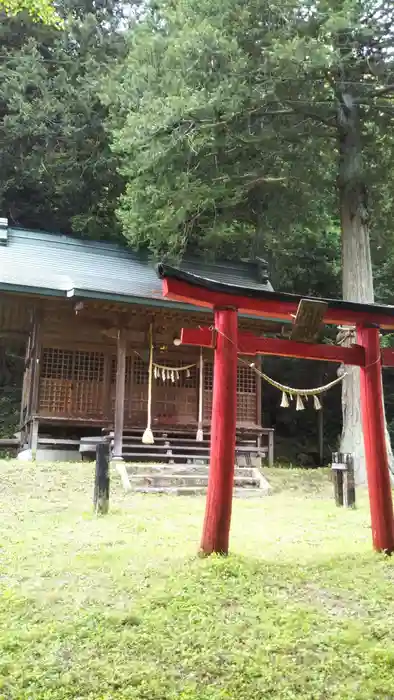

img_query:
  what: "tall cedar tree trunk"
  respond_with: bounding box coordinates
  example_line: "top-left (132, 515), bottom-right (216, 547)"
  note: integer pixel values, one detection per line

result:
top-left (338, 89), bottom-right (393, 485)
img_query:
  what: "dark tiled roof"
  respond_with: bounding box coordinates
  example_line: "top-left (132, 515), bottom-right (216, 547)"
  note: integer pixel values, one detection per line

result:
top-left (0, 226), bottom-right (273, 306)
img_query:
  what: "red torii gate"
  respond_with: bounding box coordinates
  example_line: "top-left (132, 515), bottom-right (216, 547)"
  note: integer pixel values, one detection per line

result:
top-left (158, 264), bottom-right (394, 556)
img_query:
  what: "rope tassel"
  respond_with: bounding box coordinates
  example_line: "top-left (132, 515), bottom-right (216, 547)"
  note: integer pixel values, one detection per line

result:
top-left (280, 392), bottom-right (290, 408)
top-left (296, 395), bottom-right (305, 411)
top-left (196, 346), bottom-right (204, 442)
top-left (142, 324), bottom-right (155, 445)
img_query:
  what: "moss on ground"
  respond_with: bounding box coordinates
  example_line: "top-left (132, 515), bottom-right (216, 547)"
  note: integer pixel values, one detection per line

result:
top-left (0, 462), bottom-right (393, 699)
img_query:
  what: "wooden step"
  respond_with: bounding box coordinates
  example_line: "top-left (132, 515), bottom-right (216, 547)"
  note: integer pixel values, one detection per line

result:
top-left (121, 452), bottom-right (209, 462)
top-left (121, 443), bottom-right (211, 453)
top-left (121, 441), bottom-right (264, 452)
top-left (39, 438), bottom-right (81, 446)
top-left (109, 432), bottom-right (210, 445)
top-left (113, 428), bottom-right (204, 437)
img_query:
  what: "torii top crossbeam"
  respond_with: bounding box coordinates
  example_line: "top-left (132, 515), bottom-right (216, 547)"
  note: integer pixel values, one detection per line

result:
top-left (158, 263), bottom-right (394, 329)
top-left (157, 263), bottom-right (394, 558)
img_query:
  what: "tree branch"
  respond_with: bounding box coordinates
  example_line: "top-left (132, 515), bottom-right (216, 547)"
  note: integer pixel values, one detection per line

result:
top-left (369, 83), bottom-right (394, 98)
top-left (287, 103), bottom-right (337, 129)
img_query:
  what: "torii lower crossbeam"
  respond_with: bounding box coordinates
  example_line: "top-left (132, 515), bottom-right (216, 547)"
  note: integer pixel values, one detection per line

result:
top-left (158, 265), bottom-right (394, 556)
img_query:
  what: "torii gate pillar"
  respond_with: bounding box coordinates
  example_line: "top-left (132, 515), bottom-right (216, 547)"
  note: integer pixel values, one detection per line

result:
top-left (200, 308), bottom-right (238, 556)
top-left (358, 325), bottom-right (394, 553)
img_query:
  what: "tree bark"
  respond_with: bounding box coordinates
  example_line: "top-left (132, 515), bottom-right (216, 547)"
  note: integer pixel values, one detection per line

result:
top-left (338, 88), bottom-right (393, 485)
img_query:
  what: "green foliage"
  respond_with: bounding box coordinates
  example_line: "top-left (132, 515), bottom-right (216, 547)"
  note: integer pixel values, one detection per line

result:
top-left (0, 1), bottom-right (126, 239)
top-left (0, 0), bottom-right (60, 25)
top-left (109, 0), bottom-right (394, 274)
top-left (3, 462), bottom-right (394, 698)
top-left (109, 0), bottom-right (337, 259)
top-left (0, 345), bottom-right (22, 439)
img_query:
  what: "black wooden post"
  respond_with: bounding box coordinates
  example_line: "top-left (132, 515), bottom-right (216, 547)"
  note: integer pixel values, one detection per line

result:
top-left (332, 452), bottom-right (355, 508)
top-left (332, 452), bottom-right (344, 506)
top-left (94, 441), bottom-right (110, 514)
top-left (343, 453), bottom-right (356, 508)
top-left (317, 401), bottom-right (324, 465)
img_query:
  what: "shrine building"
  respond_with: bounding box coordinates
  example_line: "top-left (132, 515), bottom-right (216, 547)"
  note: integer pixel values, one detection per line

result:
top-left (0, 220), bottom-right (280, 463)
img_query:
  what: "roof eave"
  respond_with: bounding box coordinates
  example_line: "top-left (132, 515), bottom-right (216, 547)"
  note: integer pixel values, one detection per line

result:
top-left (68, 287), bottom-right (290, 324)
top-left (0, 282), bottom-right (67, 297)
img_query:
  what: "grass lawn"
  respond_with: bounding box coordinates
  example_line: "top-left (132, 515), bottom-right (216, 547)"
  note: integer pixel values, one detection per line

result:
top-left (1, 462), bottom-right (394, 699)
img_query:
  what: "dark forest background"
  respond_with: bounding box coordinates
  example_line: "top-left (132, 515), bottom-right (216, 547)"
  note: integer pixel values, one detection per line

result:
top-left (1, 0), bottom-right (394, 463)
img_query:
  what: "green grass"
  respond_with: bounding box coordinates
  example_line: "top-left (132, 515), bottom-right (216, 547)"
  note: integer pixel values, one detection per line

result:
top-left (1, 462), bottom-right (394, 699)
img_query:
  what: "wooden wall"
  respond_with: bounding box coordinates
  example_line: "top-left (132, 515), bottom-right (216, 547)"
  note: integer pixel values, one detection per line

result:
top-left (0, 294), bottom-right (33, 336)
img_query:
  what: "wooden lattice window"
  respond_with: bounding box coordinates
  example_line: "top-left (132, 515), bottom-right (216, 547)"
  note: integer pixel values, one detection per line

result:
top-left (111, 355), bottom-right (133, 383)
top-left (203, 361), bottom-right (257, 424)
top-left (41, 348), bottom-right (73, 379)
top-left (204, 362), bottom-right (213, 391)
top-left (203, 362), bottom-right (213, 421)
top-left (133, 356), bottom-right (149, 385)
top-left (39, 348), bottom-right (105, 417)
top-left (237, 363), bottom-right (257, 423)
top-left (203, 363), bottom-right (256, 392)
top-left (237, 364), bottom-right (256, 394)
top-left (74, 351), bottom-right (104, 382)
top-left (41, 348), bottom-right (104, 381)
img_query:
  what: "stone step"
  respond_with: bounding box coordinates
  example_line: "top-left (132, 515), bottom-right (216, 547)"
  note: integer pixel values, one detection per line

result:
top-left (130, 486), bottom-right (268, 497)
top-left (128, 473), bottom-right (260, 488)
top-left (125, 464), bottom-right (257, 478)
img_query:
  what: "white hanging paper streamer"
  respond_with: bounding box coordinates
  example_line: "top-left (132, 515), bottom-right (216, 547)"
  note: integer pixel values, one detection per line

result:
top-left (313, 395), bottom-right (322, 411)
top-left (280, 392), bottom-right (289, 408)
top-left (296, 395), bottom-right (305, 411)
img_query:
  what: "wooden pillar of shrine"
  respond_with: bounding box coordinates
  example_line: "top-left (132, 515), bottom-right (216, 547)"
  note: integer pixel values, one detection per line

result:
top-left (357, 324), bottom-right (394, 553)
top-left (28, 309), bottom-right (42, 458)
top-left (200, 308), bottom-right (238, 556)
top-left (113, 328), bottom-right (127, 460)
